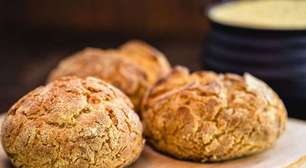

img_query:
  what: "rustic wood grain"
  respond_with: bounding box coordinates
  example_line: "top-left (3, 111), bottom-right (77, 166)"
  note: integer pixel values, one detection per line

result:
top-left (0, 115), bottom-right (306, 168)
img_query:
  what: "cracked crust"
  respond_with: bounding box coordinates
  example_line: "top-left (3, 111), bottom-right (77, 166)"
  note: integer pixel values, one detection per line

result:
top-left (141, 66), bottom-right (287, 162)
top-left (119, 40), bottom-right (171, 85)
top-left (1, 76), bottom-right (144, 168)
top-left (48, 40), bottom-right (171, 111)
top-left (48, 48), bottom-right (150, 112)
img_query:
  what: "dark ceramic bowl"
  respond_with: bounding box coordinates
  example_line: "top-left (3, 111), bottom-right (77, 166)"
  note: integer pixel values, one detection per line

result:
top-left (203, 6), bottom-right (306, 119)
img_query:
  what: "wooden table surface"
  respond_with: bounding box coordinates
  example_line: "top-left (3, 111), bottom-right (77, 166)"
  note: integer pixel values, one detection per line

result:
top-left (0, 116), bottom-right (306, 168)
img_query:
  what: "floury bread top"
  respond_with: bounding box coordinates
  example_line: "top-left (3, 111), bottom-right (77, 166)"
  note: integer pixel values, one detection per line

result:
top-left (142, 66), bottom-right (287, 162)
top-left (48, 40), bottom-right (171, 112)
top-left (1, 77), bottom-right (144, 168)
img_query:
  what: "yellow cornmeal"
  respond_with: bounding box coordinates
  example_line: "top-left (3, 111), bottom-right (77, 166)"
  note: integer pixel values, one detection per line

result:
top-left (209, 0), bottom-right (306, 30)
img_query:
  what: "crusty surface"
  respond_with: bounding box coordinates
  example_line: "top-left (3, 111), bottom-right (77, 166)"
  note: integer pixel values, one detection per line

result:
top-left (142, 66), bottom-right (287, 162)
top-left (1, 77), bottom-right (144, 168)
top-left (119, 40), bottom-right (171, 84)
top-left (48, 48), bottom-right (149, 111)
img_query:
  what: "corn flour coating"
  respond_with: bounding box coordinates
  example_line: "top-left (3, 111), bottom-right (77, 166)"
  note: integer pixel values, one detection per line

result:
top-left (119, 40), bottom-right (171, 85)
top-left (49, 40), bottom-right (171, 111)
top-left (142, 66), bottom-right (287, 162)
top-left (2, 77), bottom-right (144, 168)
top-left (48, 48), bottom-right (149, 112)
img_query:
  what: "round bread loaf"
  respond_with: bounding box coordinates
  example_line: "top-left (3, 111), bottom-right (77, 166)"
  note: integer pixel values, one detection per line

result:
top-left (142, 66), bottom-right (287, 162)
top-left (48, 48), bottom-right (149, 112)
top-left (49, 40), bottom-right (171, 111)
top-left (2, 77), bottom-right (144, 168)
top-left (119, 40), bottom-right (171, 84)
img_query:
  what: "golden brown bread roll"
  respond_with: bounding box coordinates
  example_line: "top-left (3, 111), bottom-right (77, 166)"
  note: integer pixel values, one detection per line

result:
top-left (119, 40), bottom-right (171, 84)
top-left (142, 66), bottom-right (287, 162)
top-left (48, 48), bottom-right (149, 112)
top-left (2, 76), bottom-right (144, 168)
top-left (48, 40), bottom-right (171, 111)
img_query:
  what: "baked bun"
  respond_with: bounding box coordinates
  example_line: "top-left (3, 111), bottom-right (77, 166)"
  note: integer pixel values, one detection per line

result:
top-left (142, 66), bottom-right (287, 162)
top-left (119, 40), bottom-right (171, 84)
top-left (48, 40), bottom-right (171, 111)
top-left (48, 48), bottom-right (149, 111)
top-left (2, 77), bottom-right (144, 168)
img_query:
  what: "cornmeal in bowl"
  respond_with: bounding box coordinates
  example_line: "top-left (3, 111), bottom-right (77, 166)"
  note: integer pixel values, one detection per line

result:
top-left (209, 0), bottom-right (306, 30)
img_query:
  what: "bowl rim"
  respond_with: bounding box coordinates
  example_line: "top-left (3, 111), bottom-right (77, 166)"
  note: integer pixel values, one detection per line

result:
top-left (206, 0), bottom-right (306, 32)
